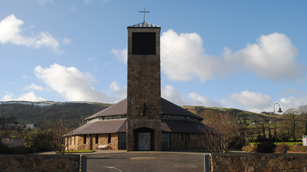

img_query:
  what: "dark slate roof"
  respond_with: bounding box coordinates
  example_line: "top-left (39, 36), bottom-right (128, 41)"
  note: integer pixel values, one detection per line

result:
top-left (85, 99), bottom-right (127, 120)
top-left (85, 98), bottom-right (203, 120)
top-left (161, 119), bottom-right (214, 134)
top-left (128, 22), bottom-right (160, 28)
top-left (65, 119), bottom-right (126, 136)
top-left (161, 98), bottom-right (202, 120)
top-left (66, 118), bottom-right (213, 136)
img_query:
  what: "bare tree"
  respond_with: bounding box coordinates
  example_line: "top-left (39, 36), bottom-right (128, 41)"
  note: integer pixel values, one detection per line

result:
top-left (201, 112), bottom-right (243, 153)
top-left (282, 108), bottom-right (299, 142)
top-left (39, 116), bottom-right (75, 155)
top-left (297, 105), bottom-right (307, 135)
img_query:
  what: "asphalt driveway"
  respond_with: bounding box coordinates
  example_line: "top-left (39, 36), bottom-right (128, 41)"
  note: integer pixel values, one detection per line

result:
top-left (83, 151), bottom-right (206, 172)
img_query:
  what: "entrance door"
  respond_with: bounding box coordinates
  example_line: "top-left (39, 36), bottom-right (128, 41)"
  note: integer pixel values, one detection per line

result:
top-left (138, 132), bottom-right (151, 150)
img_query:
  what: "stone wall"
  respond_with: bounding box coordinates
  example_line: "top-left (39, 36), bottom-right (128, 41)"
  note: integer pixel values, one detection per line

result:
top-left (0, 154), bottom-right (79, 172)
top-left (170, 133), bottom-right (205, 150)
top-left (66, 134), bottom-right (119, 151)
top-left (211, 153), bottom-right (307, 172)
top-left (1, 138), bottom-right (24, 147)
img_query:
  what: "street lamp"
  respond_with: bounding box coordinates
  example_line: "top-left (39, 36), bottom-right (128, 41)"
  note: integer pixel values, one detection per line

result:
top-left (274, 103), bottom-right (282, 145)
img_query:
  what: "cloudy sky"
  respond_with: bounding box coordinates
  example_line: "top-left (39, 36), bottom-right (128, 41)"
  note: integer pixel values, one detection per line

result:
top-left (0, 0), bottom-right (306, 113)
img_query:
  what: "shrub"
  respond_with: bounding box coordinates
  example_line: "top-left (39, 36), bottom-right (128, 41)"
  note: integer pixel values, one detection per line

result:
top-left (256, 142), bottom-right (276, 153)
top-left (289, 146), bottom-right (307, 152)
top-left (275, 143), bottom-right (288, 153)
top-left (0, 142), bottom-right (36, 154)
top-left (242, 144), bottom-right (256, 153)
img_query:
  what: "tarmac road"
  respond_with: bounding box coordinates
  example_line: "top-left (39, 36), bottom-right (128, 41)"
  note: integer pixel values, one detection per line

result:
top-left (83, 150), bottom-right (206, 172)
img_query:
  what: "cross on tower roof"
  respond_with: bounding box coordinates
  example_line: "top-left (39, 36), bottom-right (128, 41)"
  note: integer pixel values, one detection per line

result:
top-left (139, 7), bottom-right (149, 23)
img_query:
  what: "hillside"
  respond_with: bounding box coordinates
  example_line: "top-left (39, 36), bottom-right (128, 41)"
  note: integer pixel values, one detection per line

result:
top-left (182, 106), bottom-right (283, 123)
top-left (0, 101), bottom-right (282, 126)
top-left (0, 101), bottom-right (111, 126)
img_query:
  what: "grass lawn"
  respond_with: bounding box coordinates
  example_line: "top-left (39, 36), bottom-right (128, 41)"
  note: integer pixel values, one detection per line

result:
top-left (249, 142), bottom-right (301, 146)
top-left (65, 150), bottom-right (95, 153)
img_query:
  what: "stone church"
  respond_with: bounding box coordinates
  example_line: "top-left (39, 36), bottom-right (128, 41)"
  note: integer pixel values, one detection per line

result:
top-left (65, 21), bottom-right (212, 151)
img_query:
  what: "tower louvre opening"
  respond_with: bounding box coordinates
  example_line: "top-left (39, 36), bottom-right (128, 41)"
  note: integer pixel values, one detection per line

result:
top-left (132, 32), bottom-right (156, 55)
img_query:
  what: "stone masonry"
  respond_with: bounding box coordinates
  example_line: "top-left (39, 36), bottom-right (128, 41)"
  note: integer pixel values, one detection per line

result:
top-left (127, 27), bottom-right (161, 151)
top-left (211, 153), bottom-right (307, 172)
top-left (0, 154), bottom-right (79, 172)
top-left (65, 134), bottom-right (119, 151)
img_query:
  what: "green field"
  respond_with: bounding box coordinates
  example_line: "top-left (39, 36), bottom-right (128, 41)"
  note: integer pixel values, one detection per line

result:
top-left (249, 142), bottom-right (302, 146)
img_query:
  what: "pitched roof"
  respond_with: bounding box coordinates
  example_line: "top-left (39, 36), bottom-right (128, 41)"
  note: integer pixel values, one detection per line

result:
top-left (161, 119), bottom-right (214, 133)
top-left (65, 119), bottom-right (126, 136)
top-left (66, 118), bottom-right (213, 136)
top-left (85, 99), bottom-right (126, 120)
top-left (85, 98), bottom-right (203, 120)
top-left (127, 22), bottom-right (160, 28)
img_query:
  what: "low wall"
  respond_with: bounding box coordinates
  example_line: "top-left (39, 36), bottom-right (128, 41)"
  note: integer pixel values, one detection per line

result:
top-left (1, 138), bottom-right (24, 147)
top-left (211, 153), bottom-right (307, 172)
top-left (0, 154), bottom-right (79, 172)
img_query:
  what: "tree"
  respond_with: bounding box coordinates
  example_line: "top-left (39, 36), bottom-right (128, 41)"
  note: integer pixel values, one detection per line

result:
top-left (201, 112), bottom-right (244, 153)
top-left (282, 108), bottom-right (299, 142)
top-left (23, 115), bottom-right (75, 154)
top-left (297, 105), bottom-right (307, 135)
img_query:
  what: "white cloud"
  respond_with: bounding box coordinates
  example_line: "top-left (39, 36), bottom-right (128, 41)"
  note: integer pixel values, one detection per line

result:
top-left (70, 6), bottom-right (77, 11)
top-left (24, 84), bottom-right (45, 91)
top-left (227, 90), bottom-right (307, 113)
top-left (37, 0), bottom-right (53, 4)
top-left (0, 14), bottom-right (63, 54)
top-left (161, 29), bottom-right (232, 82)
top-left (114, 31), bottom-right (303, 83)
top-left (34, 63), bottom-right (126, 103)
top-left (223, 33), bottom-right (302, 81)
top-left (111, 48), bottom-right (127, 63)
top-left (84, 0), bottom-right (91, 4)
top-left (2, 92), bottom-right (46, 102)
top-left (161, 85), bottom-right (222, 107)
top-left (101, 0), bottom-right (109, 5)
top-left (279, 89), bottom-right (307, 97)
top-left (87, 57), bottom-right (98, 62)
top-left (62, 37), bottom-right (72, 45)
top-left (109, 81), bottom-right (120, 91)
top-left (229, 90), bottom-right (273, 112)
top-left (280, 96), bottom-right (307, 112)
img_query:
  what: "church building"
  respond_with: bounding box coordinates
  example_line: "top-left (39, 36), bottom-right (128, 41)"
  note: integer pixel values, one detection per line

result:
top-left (65, 19), bottom-right (212, 151)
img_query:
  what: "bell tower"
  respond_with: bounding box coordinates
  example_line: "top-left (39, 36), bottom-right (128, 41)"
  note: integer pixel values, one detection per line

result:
top-left (126, 20), bottom-right (161, 151)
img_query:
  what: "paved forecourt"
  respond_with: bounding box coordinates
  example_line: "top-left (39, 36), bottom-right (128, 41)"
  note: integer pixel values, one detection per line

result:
top-left (83, 150), bottom-right (205, 172)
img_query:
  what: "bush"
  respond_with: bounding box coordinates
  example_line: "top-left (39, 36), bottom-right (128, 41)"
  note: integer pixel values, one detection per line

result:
top-left (0, 142), bottom-right (36, 154)
top-left (275, 143), bottom-right (288, 153)
top-left (256, 142), bottom-right (276, 153)
top-left (289, 146), bottom-right (307, 152)
top-left (242, 144), bottom-right (257, 153)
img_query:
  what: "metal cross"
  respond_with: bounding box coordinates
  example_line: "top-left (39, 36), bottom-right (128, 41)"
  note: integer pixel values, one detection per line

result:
top-left (139, 7), bottom-right (149, 23)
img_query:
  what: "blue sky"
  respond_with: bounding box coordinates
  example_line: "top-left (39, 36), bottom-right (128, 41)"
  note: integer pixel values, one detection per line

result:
top-left (0, 0), bottom-right (306, 113)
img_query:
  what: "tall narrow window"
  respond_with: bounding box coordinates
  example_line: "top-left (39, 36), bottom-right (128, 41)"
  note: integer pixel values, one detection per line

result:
top-left (84, 135), bottom-right (86, 144)
top-left (74, 136), bottom-right (76, 145)
top-left (181, 133), bottom-right (183, 141)
top-left (108, 134), bottom-right (111, 144)
top-left (161, 133), bottom-right (171, 150)
top-left (118, 133), bottom-right (126, 149)
top-left (96, 134), bottom-right (99, 144)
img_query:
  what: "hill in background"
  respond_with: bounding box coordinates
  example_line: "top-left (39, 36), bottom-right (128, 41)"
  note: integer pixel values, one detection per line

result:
top-left (0, 101), bottom-right (111, 126)
top-left (0, 101), bottom-right (281, 126)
